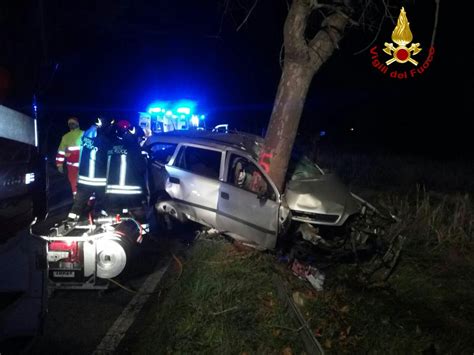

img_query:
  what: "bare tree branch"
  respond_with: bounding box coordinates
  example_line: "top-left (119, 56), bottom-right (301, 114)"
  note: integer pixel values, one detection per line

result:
top-left (431, 0), bottom-right (440, 48)
top-left (236, 0), bottom-right (259, 31)
top-left (382, 0), bottom-right (397, 25)
top-left (308, 11), bottom-right (349, 67)
top-left (316, 4), bottom-right (359, 26)
top-left (284, 0), bottom-right (312, 62)
top-left (236, 0), bottom-right (250, 11)
top-left (279, 43), bottom-right (285, 69)
top-left (353, 10), bottom-right (385, 55)
top-left (217, 0), bottom-right (231, 36)
top-left (308, 42), bottom-right (325, 65)
top-left (357, 0), bottom-right (369, 26)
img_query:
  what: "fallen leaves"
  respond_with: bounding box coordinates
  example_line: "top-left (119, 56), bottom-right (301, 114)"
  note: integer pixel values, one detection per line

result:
top-left (340, 305), bottom-right (350, 313)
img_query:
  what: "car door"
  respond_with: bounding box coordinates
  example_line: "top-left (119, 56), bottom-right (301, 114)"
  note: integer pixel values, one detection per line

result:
top-left (165, 144), bottom-right (223, 228)
top-left (147, 141), bottom-right (178, 199)
top-left (217, 151), bottom-right (280, 250)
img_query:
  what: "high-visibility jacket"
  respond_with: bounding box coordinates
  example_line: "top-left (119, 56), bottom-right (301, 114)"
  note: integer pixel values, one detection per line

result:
top-left (56, 128), bottom-right (83, 168)
top-left (77, 125), bottom-right (110, 187)
top-left (105, 134), bottom-right (147, 196)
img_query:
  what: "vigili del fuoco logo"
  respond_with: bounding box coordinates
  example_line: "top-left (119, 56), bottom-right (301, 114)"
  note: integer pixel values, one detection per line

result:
top-left (370, 7), bottom-right (435, 79)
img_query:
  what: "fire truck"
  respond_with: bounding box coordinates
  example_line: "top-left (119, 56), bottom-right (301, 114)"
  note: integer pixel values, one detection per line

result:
top-left (0, 105), bottom-right (48, 344)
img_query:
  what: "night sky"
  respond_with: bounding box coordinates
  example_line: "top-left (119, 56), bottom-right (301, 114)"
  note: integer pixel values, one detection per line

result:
top-left (0, 0), bottom-right (472, 159)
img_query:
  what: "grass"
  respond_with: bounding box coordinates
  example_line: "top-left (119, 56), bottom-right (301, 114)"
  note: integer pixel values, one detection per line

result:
top-left (287, 246), bottom-right (474, 353)
top-left (285, 148), bottom-right (474, 353)
top-left (123, 239), bottom-right (304, 354)
top-left (122, 187), bottom-right (474, 353)
top-left (284, 183), bottom-right (474, 353)
top-left (124, 151), bottom-right (474, 354)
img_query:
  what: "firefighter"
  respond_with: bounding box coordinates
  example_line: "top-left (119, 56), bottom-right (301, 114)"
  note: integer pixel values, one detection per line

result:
top-left (67, 117), bottom-right (113, 222)
top-left (105, 120), bottom-right (148, 221)
top-left (56, 117), bottom-right (83, 196)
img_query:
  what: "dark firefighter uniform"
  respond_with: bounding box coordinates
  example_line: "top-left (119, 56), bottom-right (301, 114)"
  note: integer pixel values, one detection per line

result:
top-left (68, 118), bottom-right (111, 220)
top-left (105, 121), bottom-right (147, 218)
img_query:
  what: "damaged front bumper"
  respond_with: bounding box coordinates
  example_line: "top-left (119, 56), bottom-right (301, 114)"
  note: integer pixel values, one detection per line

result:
top-left (290, 192), bottom-right (405, 283)
top-left (285, 174), bottom-right (361, 227)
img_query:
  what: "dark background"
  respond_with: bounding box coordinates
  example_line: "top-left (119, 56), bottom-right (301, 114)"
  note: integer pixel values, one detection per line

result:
top-left (1, 0), bottom-right (472, 159)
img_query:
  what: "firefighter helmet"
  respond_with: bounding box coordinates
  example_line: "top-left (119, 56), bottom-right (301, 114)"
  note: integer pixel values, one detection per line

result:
top-left (115, 120), bottom-right (131, 138)
top-left (116, 120), bottom-right (131, 130)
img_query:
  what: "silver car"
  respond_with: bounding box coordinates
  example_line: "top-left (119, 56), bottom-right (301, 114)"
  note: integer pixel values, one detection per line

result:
top-left (145, 131), bottom-right (362, 250)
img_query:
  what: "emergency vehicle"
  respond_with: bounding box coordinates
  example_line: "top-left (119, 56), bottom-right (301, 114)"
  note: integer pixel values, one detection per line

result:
top-left (0, 105), bottom-right (48, 344)
top-left (138, 101), bottom-right (206, 134)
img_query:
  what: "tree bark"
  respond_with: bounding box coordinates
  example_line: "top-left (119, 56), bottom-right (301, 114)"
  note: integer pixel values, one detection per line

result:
top-left (260, 0), bottom-right (349, 193)
top-left (259, 62), bottom-right (314, 191)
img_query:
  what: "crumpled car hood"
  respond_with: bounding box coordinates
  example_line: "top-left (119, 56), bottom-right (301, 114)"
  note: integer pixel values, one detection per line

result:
top-left (285, 173), bottom-right (360, 225)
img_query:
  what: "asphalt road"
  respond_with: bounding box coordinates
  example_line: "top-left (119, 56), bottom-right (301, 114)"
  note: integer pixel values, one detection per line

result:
top-left (29, 256), bottom-right (173, 354)
top-left (25, 167), bottom-right (194, 355)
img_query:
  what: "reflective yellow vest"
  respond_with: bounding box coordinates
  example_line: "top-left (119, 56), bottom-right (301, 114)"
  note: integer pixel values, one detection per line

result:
top-left (56, 128), bottom-right (83, 168)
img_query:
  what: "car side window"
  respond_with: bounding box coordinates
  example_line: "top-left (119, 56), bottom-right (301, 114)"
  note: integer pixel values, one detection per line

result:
top-left (175, 146), bottom-right (221, 180)
top-left (227, 154), bottom-right (275, 200)
top-left (149, 143), bottom-right (177, 164)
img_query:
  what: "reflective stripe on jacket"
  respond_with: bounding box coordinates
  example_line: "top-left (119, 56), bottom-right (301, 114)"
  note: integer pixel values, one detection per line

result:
top-left (56, 128), bottom-right (83, 166)
top-left (105, 137), bottom-right (146, 195)
top-left (77, 125), bottom-right (109, 187)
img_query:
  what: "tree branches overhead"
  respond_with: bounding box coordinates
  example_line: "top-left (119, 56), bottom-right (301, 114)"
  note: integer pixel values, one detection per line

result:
top-left (236, 0), bottom-right (259, 31)
top-left (220, 0), bottom-right (440, 66)
top-left (217, 0), bottom-right (261, 33)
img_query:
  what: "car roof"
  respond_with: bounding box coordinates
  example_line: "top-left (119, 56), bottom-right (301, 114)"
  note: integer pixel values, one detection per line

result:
top-left (145, 130), bottom-right (264, 159)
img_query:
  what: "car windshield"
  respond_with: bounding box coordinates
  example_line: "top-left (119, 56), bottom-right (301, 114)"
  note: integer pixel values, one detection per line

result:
top-left (287, 154), bottom-right (323, 180)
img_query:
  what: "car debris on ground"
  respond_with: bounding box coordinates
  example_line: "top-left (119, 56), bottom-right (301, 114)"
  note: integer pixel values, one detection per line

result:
top-left (290, 259), bottom-right (326, 291)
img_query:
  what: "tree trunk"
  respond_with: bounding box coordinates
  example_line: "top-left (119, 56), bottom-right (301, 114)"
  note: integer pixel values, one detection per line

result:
top-left (260, 0), bottom-right (349, 193)
top-left (259, 62), bottom-right (314, 191)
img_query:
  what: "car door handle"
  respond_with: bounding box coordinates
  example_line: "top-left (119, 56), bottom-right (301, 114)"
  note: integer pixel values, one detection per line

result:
top-left (169, 176), bottom-right (180, 184)
top-left (221, 192), bottom-right (229, 200)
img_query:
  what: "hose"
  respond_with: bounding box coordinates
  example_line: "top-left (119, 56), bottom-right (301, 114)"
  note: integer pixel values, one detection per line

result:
top-left (108, 278), bottom-right (137, 294)
top-left (127, 216), bottom-right (143, 243)
top-left (107, 253), bottom-right (181, 295)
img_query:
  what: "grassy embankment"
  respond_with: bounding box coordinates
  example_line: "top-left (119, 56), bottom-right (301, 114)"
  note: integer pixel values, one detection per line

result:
top-left (300, 152), bottom-right (474, 353)
top-left (125, 153), bottom-right (474, 354)
top-left (122, 239), bottom-right (305, 354)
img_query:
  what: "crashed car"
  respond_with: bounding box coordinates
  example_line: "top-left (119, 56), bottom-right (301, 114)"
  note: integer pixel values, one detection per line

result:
top-left (144, 130), bottom-right (372, 250)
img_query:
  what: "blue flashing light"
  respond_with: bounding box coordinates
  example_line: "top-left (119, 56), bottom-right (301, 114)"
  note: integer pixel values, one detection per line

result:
top-left (200, 115), bottom-right (205, 119)
top-left (177, 107), bottom-right (191, 114)
top-left (191, 115), bottom-right (199, 127)
top-left (180, 115), bottom-right (185, 119)
top-left (32, 94), bottom-right (39, 120)
top-left (175, 100), bottom-right (196, 111)
top-left (166, 110), bottom-right (173, 116)
top-left (320, 131), bottom-right (326, 137)
top-left (147, 100), bottom-right (168, 113)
